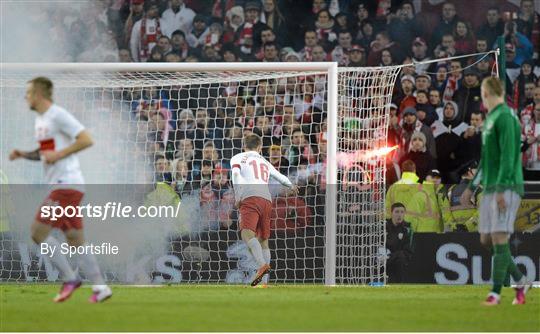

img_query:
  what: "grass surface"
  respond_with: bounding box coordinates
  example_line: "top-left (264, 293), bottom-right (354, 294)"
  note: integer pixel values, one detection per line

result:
top-left (1, 284), bottom-right (539, 332)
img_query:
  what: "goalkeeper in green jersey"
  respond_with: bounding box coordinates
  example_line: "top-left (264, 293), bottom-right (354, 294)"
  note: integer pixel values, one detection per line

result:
top-left (460, 77), bottom-right (532, 306)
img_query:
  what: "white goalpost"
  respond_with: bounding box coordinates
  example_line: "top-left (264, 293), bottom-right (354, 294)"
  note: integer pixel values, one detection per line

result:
top-left (0, 62), bottom-right (401, 285)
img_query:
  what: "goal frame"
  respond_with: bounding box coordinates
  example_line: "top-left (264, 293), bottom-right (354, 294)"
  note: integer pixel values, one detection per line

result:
top-left (0, 61), bottom-right (340, 285)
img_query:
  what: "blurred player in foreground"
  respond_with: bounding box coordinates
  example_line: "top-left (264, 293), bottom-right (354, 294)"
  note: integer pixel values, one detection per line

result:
top-left (9, 77), bottom-right (112, 303)
top-left (230, 134), bottom-right (297, 286)
top-left (461, 77), bottom-right (532, 306)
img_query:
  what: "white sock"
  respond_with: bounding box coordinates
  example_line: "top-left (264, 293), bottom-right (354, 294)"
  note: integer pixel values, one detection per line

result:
top-left (247, 238), bottom-right (266, 267)
top-left (78, 248), bottom-right (106, 289)
top-left (43, 236), bottom-right (77, 281)
top-left (262, 248), bottom-right (271, 284)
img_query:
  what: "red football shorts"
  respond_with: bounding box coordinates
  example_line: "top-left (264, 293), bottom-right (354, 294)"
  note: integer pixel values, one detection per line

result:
top-left (35, 189), bottom-right (85, 231)
top-left (239, 196), bottom-right (272, 240)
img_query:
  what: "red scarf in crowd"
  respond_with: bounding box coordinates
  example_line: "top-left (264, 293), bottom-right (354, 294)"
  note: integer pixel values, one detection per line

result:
top-left (442, 75), bottom-right (459, 103)
top-left (520, 103), bottom-right (540, 166)
top-left (140, 16), bottom-right (162, 61)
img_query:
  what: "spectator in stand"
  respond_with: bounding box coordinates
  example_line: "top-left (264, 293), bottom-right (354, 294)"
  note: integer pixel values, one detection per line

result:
top-left (477, 7), bottom-right (505, 47)
top-left (399, 106), bottom-right (437, 159)
top-left (170, 30), bottom-right (190, 60)
top-left (235, 2), bottom-right (266, 59)
top-left (147, 45), bottom-right (164, 62)
top-left (123, 0), bottom-right (145, 47)
top-left (399, 131), bottom-right (436, 182)
top-left (175, 108), bottom-right (196, 142)
top-left (433, 64), bottom-right (449, 94)
top-left (262, 42), bottom-right (280, 62)
top-left (269, 144), bottom-right (290, 174)
top-left (475, 55), bottom-right (492, 79)
top-left (311, 0), bottom-right (328, 16)
top-left (516, 0), bottom-right (540, 51)
top-left (415, 74), bottom-right (431, 92)
top-left (288, 129), bottom-right (314, 166)
top-left (154, 153), bottom-right (172, 183)
top-left (312, 45), bottom-right (329, 62)
top-left (523, 82), bottom-right (537, 106)
top-left (260, 0), bottom-right (288, 47)
top-left (221, 43), bottom-right (241, 62)
top-left (314, 9), bottom-right (337, 51)
top-left (335, 12), bottom-right (351, 32)
top-left (513, 60), bottom-right (538, 110)
top-left (396, 75), bottom-right (416, 113)
top-left (118, 48), bottom-right (133, 62)
top-left (458, 110), bottom-right (483, 168)
top-left (504, 42), bottom-right (520, 70)
top-left (357, 19), bottom-right (375, 51)
top-left (223, 6), bottom-right (244, 44)
top-left (347, 45), bottom-right (365, 67)
top-left (211, 0), bottom-right (235, 21)
top-left (352, 2), bottom-right (373, 34)
top-left (130, 2), bottom-right (162, 62)
top-left (199, 41), bottom-right (219, 60)
top-left (522, 103), bottom-right (540, 171)
top-left (385, 202), bottom-right (413, 283)
top-left (254, 27), bottom-right (277, 60)
top-left (161, 0), bottom-right (195, 38)
top-left (432, 100), bottom-right (467, 183)
top-left (157, 36), bottom-right (172, 55)
top-left (175, 138), bottom-right (195, 169)
top-left (429, 89), bottom-right (443, 117)
top-left (476, 37), bottom-right (489, 53)
top-left (430, 2), bottom-right (459, 52)
top-left (411, 37), bottom-right (430, 75)
top-left (171, 159), bottom-right (193, 198)
top-left (367, 31), bottom-right (403, 66)
top-left (442, 60), bottom-right (463, 103)
top-left (415, 91), bottom-right (438, 126)
top-left (222, 124), bottom-right (243, 161)
top-left (204, 23), bottom-right (224, 51)
top-left (331, 30), bottom-right (353, 66)
top-left (453, 20), bottom-right (476, 55)
top-left (299, 30), bottom-right (319, 61)
top-left (501, 21), bottom-right (533, 66)
top-left (385, 159), bottom-right (419, 219)
top-left (186, 14), bottom-right (209, 48)
top-left (284, 51), bottom-right (301, 62)
top-left (380, 49), bottom-right (395, 67)
top-left (387, 1), bottom-right (422, 57)
top-left (433, 33), bottom-right (457, 59)
top-left (453, 67), bottom-right (481, 124)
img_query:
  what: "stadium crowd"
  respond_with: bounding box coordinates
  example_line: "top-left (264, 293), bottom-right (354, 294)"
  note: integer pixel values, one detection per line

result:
top-left (49, 0), bottom-right (540, 236)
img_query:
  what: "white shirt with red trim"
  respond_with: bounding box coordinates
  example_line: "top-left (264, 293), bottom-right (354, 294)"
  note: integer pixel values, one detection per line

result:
top-left (35, 104), bottom-right (85, 185)
top-left (230, 151), bottom-right (292, 202)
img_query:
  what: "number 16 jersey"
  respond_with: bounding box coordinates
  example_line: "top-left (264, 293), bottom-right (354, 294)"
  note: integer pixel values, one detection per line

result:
top-left (230, 151), bottom-right (292, 202)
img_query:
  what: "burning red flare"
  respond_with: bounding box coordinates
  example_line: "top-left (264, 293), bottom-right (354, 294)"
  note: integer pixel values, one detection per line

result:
top-left (336, 145), bottom-right (398, 168)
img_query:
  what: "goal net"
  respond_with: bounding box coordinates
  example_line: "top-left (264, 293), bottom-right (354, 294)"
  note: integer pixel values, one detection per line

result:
top-left (0, 63), bottom-right (400, 285)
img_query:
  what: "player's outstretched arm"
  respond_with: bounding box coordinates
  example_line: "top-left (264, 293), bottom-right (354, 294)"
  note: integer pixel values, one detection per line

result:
top-left (42, 130), bottom-right (94, 164)
top-left (9, 148), bottom-right (40, 161)
top-left (268, 163), bottom-right (295, 192)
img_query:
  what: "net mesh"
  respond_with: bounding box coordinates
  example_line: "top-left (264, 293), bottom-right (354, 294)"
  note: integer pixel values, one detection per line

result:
top-left (0, 65), bottom-right (400, 284)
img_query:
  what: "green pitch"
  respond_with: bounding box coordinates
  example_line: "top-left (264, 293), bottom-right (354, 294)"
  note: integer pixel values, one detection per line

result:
top-left (1, 284), bottom-right (539, 332)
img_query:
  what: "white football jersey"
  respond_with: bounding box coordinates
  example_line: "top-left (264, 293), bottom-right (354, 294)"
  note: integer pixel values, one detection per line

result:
top-left (35, 104), bottom-right (85, 185)
top-left (230, 151), bottom-right (292, 202)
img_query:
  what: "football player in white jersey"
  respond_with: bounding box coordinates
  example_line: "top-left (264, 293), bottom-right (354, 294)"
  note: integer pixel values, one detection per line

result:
top-left (230, 133), bottom-right (297, 286)
top-left (9, 77), bottom-right (112, 303)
